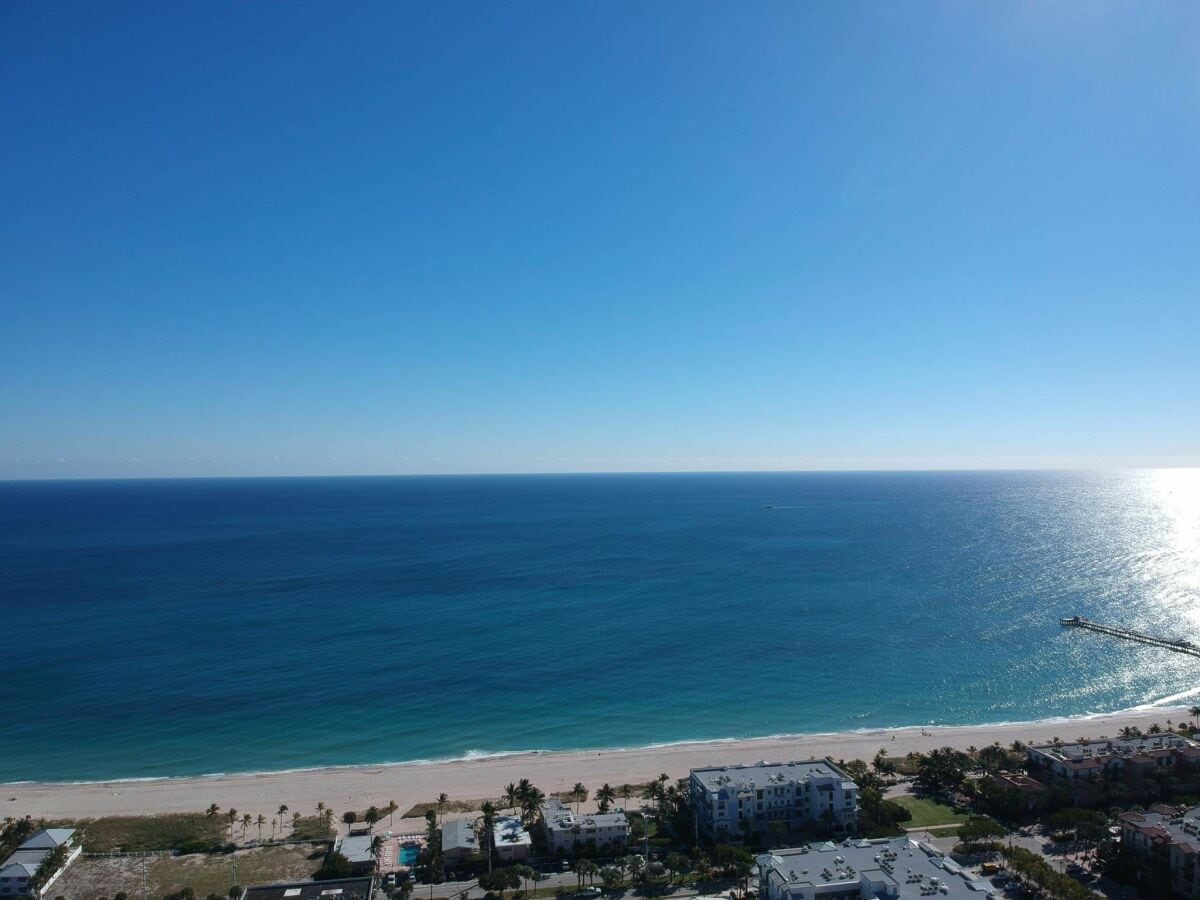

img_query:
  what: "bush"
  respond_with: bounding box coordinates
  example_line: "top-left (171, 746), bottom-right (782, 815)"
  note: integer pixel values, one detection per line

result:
top-left (315, 851), bottom-right (353, 881)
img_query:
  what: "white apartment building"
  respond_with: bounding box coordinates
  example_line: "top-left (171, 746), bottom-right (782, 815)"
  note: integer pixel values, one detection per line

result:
top-left (690, 760), bottom-right (859, 840)
top-left (493, 815), bottom-right (532, 861)
top-left (538, 797), bottom-right (629, 854)
top-left (758, 837), bottom-right (982, 900)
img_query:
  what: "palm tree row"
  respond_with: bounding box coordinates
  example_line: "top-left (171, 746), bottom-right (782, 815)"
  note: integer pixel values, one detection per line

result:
top-left (198, 798), bottom-right (388, 844)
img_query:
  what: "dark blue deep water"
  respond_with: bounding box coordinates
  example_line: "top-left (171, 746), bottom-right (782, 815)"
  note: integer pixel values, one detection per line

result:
top-left (3, 470), bottom-right (1199, 782)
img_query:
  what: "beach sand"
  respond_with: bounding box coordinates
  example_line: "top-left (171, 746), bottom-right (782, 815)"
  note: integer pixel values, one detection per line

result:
top-left (5, 707), bottom-right (1192, 823)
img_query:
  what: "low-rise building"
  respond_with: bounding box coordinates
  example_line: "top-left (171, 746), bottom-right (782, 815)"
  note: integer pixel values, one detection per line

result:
top-left (1118, 804), bottom-right (1200, 899)
top-left (441, 819), bottom-right (479, 864)
top-left (492, 816), bottom-right (531, 861)
top-left (690, 760), bottom-right (859, 840)
top-left (981, 772), bottom-right (1048, 812)
top-left (241, 878), bottom-right (373, 900)
top-left (333, 834), bottom-right (376, 875)
top-left (539, 797), bottom-right (629, 854)
top-left (1027, 734), bottom-right (1200, 801)
top-left (1027, 734), bottom-right (1200, 789)
top-left (757, 837), bottom-right (986, 900)
top-left (0, 829), bottom-right (80, 899)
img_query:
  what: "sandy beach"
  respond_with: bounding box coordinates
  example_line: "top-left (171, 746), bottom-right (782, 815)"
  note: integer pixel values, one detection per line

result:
top-left (4, 706), bottom-right (1192, 824)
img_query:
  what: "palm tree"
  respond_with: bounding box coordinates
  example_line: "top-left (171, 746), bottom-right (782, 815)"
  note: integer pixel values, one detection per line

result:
top-left (479, 801), bottom-right (497, 874)
top-left (575, 860), bottom-right (599, 889)
top-left (596, 784), bottom-right (616, 813)
top-left (256, 815), bottom-right (266, 841)
top-left (516, 778), bottom-right (533, 812)
top-left (241, 813), bottom-right (252, 839)
top-left (227, 809), bottom-right (238, 839)
top-left (371, 835), bottom-right (384, 873)
top-left (627, 855), bottom-right (645, 884)
top-left (1190, 705), bottom-right (1200, 728)
top-left (206, 805), bottom-right (221, 834)
top-left (316, 801), bottom-right (326, 821)
top-left (504, 783), bottom-right (520, 814)
top-left (521, 787), bottom-right (545, 826)
top-left (619, 784), bottom-right (634, 813)
top-left (571, 783), bottom-right (587, 814)
top-left (437, 794), bottom-right (448, 823)
top-left (514, 864), bottom-right (535, 896)
top-left (277, 805), bottom-right (289, 834)
top-left (387, 801), bottom-right (398, 826)
top-left (612, 857), bottom-right (628, 885)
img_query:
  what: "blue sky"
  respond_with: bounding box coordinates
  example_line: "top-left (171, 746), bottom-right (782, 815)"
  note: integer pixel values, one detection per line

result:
top-left (2, 2), bottom-right (1198, 478)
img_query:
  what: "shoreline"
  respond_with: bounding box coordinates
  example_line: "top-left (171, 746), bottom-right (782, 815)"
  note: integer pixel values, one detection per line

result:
top-left (5, 705), bottom-right (1193, 822)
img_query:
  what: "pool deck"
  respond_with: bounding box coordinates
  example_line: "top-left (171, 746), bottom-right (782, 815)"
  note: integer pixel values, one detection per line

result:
top-left (375, 835), bottom-right (424, 873)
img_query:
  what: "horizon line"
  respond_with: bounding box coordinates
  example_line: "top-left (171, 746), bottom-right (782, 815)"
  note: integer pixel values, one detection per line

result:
top-left (2, 464), bottom-right (1197, 485)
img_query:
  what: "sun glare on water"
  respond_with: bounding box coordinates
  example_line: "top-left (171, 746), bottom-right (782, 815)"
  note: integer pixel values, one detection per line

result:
top-left (1142, 468), bottom-right (1200, 628)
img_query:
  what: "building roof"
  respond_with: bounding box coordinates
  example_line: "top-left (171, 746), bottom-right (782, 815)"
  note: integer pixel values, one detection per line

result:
top-left (494, 815), bottom-right (531, 847)
top-left (241, 878), bottom-right (374, 900)
top-left (18, 829), bottom-right (76, 850)
top-left (758, 837), bottom-right (982, 899)
top-left (988, 773), bottom-right (1047, 793)
top-left (335, 834), bottom-right (375, 865)
top-left (541, 797), bottom-right (628, 831)
top-left (441, 818), bottom-right (479, 853)
top-left (0, 857), bottom-right (41, 880)
top-left (691, 759), bottom-right (857, 794)
top-left (1120, 805), bottom-right (1200, 854)
top-left (1029, 735), bottom-right (1200, 768)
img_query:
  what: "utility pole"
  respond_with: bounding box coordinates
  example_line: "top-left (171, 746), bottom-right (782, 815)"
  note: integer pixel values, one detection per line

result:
top-left (141, 853), bottom-right (147, 900)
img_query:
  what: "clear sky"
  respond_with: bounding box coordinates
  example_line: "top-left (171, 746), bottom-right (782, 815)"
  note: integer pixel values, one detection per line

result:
top-left (2, 2), bottom-right (1198, 478)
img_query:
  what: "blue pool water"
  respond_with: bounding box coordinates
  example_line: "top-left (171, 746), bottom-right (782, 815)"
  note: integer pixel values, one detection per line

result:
top-left (2, 469), bottom-right (1198, 782)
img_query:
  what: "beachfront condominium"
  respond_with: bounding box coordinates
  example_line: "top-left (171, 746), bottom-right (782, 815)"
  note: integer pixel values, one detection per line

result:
top-left (1119, 804), bottom-right (1200, 899)
top-left (757, 836), bottom-right (983, 900)
top-left (690, 760), bottom-right (859, 840)
top-left (538, 797), bottom-right (630, 854)
top-left (1026, 734), bottom-right (1200, 798)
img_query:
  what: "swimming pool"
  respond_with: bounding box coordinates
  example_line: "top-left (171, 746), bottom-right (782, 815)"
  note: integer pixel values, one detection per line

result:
top-left (399, 844), bottom-right (420, 866)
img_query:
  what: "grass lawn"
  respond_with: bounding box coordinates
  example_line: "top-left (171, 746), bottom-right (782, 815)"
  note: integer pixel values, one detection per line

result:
top-left (890, 795), bottom-right (970, 829)
top-left (149, 845), bottom-right (321, 896)
top-left (56, 814), bottom-right (225, 852)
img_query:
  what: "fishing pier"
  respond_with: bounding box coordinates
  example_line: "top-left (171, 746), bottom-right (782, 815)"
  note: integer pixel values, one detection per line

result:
top-left (1060, 616), bottom-right (1200, 658)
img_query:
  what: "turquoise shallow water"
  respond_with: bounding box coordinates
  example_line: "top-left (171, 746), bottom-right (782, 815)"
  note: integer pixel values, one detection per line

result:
top-left (2, 470), bottom-right (1199, 783)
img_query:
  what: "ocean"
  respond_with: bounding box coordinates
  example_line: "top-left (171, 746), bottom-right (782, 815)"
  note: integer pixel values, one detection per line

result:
top-left (2, 469), bottom-right (1198, 784)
